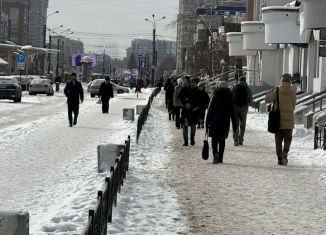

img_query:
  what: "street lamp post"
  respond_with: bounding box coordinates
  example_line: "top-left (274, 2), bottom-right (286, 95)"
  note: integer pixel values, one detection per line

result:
top-left (145, 14), bottom-right (166, 87)
top-left (47, 25), bottom-right (63, 74)
top-left (44, 10), bottom-right (59, 48)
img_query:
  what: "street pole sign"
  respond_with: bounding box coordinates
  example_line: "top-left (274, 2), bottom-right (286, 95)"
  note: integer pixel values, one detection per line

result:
top-left (140, 60), bottom-right (147, 69)
top-left (16, 54), bottom-right (25, 70)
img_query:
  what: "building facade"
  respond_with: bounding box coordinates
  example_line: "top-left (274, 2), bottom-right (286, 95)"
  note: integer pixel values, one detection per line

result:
top-left (176, 0), bottom-right (247, 75)
top-left (28, 0), bottom-right (48, 47)
top-left (0, 0), bottom-right (31, 45)
top-left (127, 38), bottom-right (176, 67)
top-left (51, 36), bottom-right (84, 75)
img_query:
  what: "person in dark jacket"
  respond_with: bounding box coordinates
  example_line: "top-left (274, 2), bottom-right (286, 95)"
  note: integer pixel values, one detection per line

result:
top-left (99, 76), bottom-right (114, 114)
top-left (166, 79), bottom-right (176, 120)
top-left (232, 76), bottom-right (253, 146)
top-left (179, 78), bottom-right (200, 146)
top-left (64, 72), bottom-right (84, 127)
top-left (197, 82), bottom-right (210, 129)
top-left (206, 81), bottom-right (236, 164)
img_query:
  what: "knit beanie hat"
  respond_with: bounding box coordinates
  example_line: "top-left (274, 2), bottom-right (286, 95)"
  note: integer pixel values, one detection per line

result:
top-left (281, 74), bottom-right (291, 83)
top-left (177, 78), bottom-right (184, 85)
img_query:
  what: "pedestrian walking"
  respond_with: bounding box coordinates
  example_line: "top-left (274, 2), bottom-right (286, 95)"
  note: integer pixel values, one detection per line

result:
top-left (232, 76), bottom-right (253, 146)
top-left (173, 78), bottom-right (184, 129)
top-left (99, 76), bottom-right (114, 114)
top-left (166, 79), bottom-right (176, 120)
top-left (206, 81), bottom-right (236, 164)
top-left (197, 82), bottom-right (210, 129)
top-left (64, 72), bottom-right (84, 127)
top-left (265, 74), bottom-right (296, 165)
top-left (179, 78), bottom-right (200, 146)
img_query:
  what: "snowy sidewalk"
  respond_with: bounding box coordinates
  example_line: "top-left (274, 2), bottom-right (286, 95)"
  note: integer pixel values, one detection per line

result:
top-left (166, 108), bottom-right (326, 234)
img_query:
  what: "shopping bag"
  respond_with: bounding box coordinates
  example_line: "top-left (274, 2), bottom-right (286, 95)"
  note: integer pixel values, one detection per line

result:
top-left (202, 129), bottom-right (209, 160)
top-left (268, 88), bottom-right (280, 134)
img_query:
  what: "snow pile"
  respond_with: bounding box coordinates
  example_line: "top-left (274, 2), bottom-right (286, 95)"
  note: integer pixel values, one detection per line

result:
top-left (107, 94), bottom-right (188, 234)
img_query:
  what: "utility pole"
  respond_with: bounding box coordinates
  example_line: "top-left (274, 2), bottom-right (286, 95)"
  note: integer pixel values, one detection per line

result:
top-left (102, 48), bottom-right (105, 78)
top-left (152, 27), bottom-right (156, 87)
top-left (61, 40), bottom-right (64, 77)
top-left (145, 14), bottom-right (166, 87)
top-left (47, 30), bottom-right (52, 75)
top-left (56, 38), bottom-right (60, 78)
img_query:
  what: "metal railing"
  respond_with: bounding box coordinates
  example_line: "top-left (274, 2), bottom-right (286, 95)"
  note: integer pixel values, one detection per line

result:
top-left (81, 136), bottom-right (130, 235)
top-left (136, 87), bottom-right (161, 143)
top-left (314, 123), bottom-right (326, 150)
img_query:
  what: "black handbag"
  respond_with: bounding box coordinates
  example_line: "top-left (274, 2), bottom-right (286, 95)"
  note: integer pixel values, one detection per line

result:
top-left (202, 129), bottom-right (209, 160)
top-left (268, 87), bottom-right (280, 134)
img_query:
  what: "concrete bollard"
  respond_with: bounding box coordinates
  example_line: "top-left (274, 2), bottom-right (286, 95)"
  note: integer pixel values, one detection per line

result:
top-left (136, 105), bottom-right (146, 115)
top-left (0, 211), bottom-right (29, 235)
top-left (123, 109), bottom-right (135, 121)
top-left (259, 101), bottom-right (268, 113)
top-left (295, 106), bottom-right (309, 124)
top-left (304, 112), bottom-right (315, 129)
top-left (98, 144), bottom-right (123, 173)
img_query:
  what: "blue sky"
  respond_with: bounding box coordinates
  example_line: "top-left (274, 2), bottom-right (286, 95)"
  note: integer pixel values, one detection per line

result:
top-left (48, 0), bottom-right (178, 58)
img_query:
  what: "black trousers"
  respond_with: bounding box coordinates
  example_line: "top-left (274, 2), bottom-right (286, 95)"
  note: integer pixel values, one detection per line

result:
top-left (68, 103), bottom-right (79, 125)
top-left (211, 137), bottom-right (226, 155)
top-left (174, 106), bottom-right (181, 128)
top-left (101, 98), bottom-right (110, 113)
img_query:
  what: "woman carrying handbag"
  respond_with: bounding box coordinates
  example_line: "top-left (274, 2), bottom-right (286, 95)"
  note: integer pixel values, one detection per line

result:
top-left (265, 74), bottom-right (296, 165)
top-left (205, 81), bottom-right (237, 164)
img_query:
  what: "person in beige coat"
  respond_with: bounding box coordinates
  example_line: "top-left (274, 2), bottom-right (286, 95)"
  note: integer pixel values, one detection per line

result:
top-left (265, 74), bottom-right (296, 165)
top-left (173, 78), bottom-right (184, 129)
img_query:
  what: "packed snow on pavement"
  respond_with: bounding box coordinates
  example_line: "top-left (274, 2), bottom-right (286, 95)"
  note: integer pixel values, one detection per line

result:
top-left (0, 87), bottom-right (186, 234)
top-left (1, 85), bottom-right (326, 234)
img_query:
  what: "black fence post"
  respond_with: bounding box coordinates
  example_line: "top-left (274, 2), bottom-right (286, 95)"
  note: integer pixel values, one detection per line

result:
top-left (323, 125), bottom-right (326, 150)
top-left (81, 136), bottom-right (132, 233)
top-left (314, 123), bottom-right (318, 149)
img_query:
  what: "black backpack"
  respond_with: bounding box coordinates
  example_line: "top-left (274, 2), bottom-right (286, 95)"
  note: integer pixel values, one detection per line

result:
top-left (233, 85), bottom-right (248, 106)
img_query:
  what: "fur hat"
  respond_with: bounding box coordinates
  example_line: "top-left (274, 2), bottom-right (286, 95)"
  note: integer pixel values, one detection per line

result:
top-left (281, 74), bottom-right (291, 83)
top-left (218, 81), bottom-right (229, 89)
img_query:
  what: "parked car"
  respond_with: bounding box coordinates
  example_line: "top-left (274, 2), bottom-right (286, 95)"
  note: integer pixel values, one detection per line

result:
top-left (0, 76), bottom-right (22, 102)
top-left (12, 76), bottom-right (33, 91)
top-left (90, 79), bottom-right (104, 97)
top-left (112, 82), bottom-right (129, 94)
top-left (90, 79), bottom-right (130, 97)
top-left (29, 79), bottom-right (54, 96)
top-left (87, 81), bottom-right (93, 93)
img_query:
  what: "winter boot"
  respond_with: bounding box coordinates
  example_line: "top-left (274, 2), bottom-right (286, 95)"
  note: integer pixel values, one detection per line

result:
top-left (213, 154), bottom-right (219, 164)
top-left (190, 136), bottom-right (195, 146)
top-left (278, 157), bottom-right (282, 165)
top-left (234, 139), bottom-right (239, 146)
top-left (218, 154), bottom-right (224, 163)
top-left (169, 113), bottom-right (172, 121)
top-left (183, 140), bottom-right (188, 146)
top-left (281, 153), bottom-right (288, 166)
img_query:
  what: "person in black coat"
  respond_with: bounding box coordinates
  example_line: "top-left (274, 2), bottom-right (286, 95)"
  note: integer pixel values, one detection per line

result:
top-left (197, 82), bottom-right (210, 129)
top-left (179, 78), bottom-right (200, 146)
top-left (206, 81), bottom-right (236, 164)
top-left (166, 79), bottom-right (176, 120)
top-left (99, 76), bottom-right (114, 114)
top-left (64, 72), bottom-right (84, 127)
